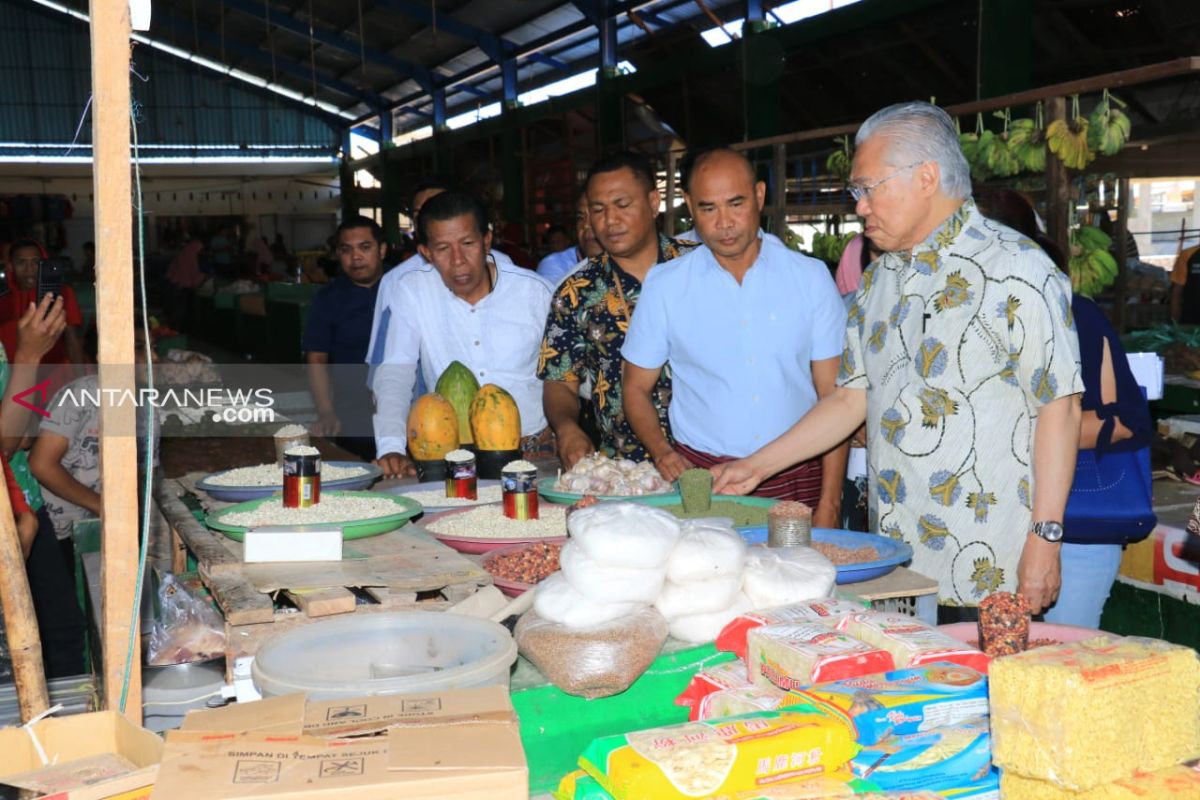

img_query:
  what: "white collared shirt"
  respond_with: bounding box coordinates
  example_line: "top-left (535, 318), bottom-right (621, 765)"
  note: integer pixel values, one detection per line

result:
top-left (371, 256), bottom-right (552, 457)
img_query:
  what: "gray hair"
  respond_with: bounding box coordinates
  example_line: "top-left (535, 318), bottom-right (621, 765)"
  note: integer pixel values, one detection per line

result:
top-left (855, 102), bottom-right (972, 200)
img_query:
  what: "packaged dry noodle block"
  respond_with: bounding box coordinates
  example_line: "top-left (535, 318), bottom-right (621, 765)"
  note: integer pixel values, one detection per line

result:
top-left (698, 685), bottom-right (790, 721)
top-left (1000, 761), bottom-right (1200, 800)
top-left (717, 599), bottom-right (868, 661)
top-left (940, 766), bottom-right (999, 799)
top-left (840, 613), bottom-right (990, 673)
top-left (558, 770), bottom-right (888, 800)
top-left (795, 663), bottom-right (989, 746)
top-left (579, 707), bottom-right (859, 800)
top-left (989, 635), bottom-right (1200, 791)
top-left (747, 623), bottom-right (894, 690)
top-left (850, 716), bottom-right (992, 793)
top-left (676, 658), bottom-right (754, 720)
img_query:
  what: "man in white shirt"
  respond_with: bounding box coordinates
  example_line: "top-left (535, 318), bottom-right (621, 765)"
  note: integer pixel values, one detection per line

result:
top-left (372, 191), bottom-right (553, 477)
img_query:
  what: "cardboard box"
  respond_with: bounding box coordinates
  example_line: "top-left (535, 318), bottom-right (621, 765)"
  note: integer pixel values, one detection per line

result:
top-left (153, 687), bottom-right (526, 800)
top-left (0, 711), bottom-right (164, 800)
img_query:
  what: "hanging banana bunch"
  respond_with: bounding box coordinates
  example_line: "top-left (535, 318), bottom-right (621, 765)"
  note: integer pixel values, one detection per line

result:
top-left (982, 108), bottom-right (1022, 177)
top-left (826, 135), bottom-right (853, 182)
top-left (1007, 102), bottom-right (1047, 173)
top-left (1047, 94), bottom-right (1095, 170)
top-left (1087, 89), bottom-right (1132, 157)
top-left (1068, 224), bottom-right (1118, 298)
top-left (961, 113), bottom-right (993, 182)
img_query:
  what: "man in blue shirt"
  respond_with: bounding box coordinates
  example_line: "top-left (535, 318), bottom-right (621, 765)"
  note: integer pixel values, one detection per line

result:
top-left (536, 189), bottom-right (604, 286)
top-left (303, 215), bottom-right (387, 460)
top-left (622, 147), bottom-right (848, 525)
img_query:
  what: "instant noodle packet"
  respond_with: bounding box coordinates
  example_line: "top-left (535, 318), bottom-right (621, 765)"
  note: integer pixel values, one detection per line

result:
top-left (748, 623), bottom-right (895, 690)
top-left (717, 599), bottom-right (867, 660)
top-left (850, 717), bottom-right (992, 793)
top-left (841, 613), bottom-right (989, 673)
top-left (794, 663), bottom-right (989, 745)
top-left (676, 658), bottom-right (754, 721)
top-left (578, 706), bottom-right (858, 800)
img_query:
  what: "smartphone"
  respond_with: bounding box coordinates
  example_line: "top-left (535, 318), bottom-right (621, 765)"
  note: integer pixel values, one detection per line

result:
top-left (37, 257), bottom-right (68, 304)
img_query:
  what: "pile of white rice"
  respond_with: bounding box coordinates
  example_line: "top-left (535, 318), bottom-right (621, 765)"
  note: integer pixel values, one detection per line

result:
top-left (426, 504), bottom-right (567, 540)
top-left (401, 486), bottom-right (504, 508)
top-left (207, 462), bottom-right (370, 487)
top-left (219, 494), bottom-right (404, 528)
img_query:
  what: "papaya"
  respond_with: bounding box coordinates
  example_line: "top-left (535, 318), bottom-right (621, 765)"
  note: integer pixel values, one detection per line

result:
top-left (435, 361), bottom-right (480, 445)
top-left (407, 393), bottom-right (459, 460)
top-left (469, 384), bottom-right (522, 451)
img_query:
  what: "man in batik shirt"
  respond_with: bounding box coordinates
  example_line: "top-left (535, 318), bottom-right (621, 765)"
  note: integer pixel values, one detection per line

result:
top-left (713, 102), bottom-right (1083, 617)
top-left (539, 152), bottom-right (697, 468)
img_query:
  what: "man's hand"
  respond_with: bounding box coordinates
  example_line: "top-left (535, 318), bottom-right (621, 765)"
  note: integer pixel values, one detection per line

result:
top-left (17, 512), bottom-right (37, 560)
top-left (653, 449), bottom-right (690, 482)
top-left (1016, 534), bottom-right (1062, 614)
top-left (556, 427), bottom-right (594, 471)
top-left (375, 452), bottom-right (417, 479)
top-left (312, 411), bottom-right (342, 437)
top-left (14, 294), bottom-right (66, 363)
top-left (813, 501), bottom-right (840, 530)
top-left (711, 458), bottom-right (765, 496)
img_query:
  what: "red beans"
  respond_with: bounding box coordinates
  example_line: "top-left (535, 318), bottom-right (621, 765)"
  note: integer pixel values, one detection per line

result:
top-left (486, 542), bottom-right (562, 585)
top-left (978, 592), bottom-right (1032, 657)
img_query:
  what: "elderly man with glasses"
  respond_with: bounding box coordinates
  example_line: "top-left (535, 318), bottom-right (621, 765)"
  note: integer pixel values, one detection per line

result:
top-left (713, 102), bottom-right (1083, 620)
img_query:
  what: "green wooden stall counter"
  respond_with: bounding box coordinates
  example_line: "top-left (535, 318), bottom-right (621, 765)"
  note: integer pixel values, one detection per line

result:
top-left (511, 643), bottom-right (735, 795)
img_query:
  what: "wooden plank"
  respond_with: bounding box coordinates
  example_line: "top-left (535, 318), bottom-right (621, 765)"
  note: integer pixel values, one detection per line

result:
top-left (239, 552), bottom-right (489, 595)
top-left (850, 567), bottom-right (939, 602)
top-left (285, 587), bottom-right (358, 617)
top-left (153, 478), bottom-right (242, 577)
top-left (91, 0), bottom-right (140, 722)
top-left (362, 587), bottom-right (419, 607)
top-left (205, 573), bottom-right (276, 627)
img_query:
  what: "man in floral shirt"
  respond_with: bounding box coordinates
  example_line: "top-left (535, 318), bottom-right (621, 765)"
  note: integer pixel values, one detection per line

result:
top-left (539, 152), bottom-right (697, 468)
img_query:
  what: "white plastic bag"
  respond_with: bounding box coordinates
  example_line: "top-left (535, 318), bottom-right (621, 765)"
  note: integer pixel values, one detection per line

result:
top-left (533, 572), bottom-right (642, 629)
top-left (655, 574), bottom-right (742, 619)
top-left (669, 593), bottom-right (754, 644)
top-left (665, 518), bottom-right (747, 583)
top-left (741, 545), bottom-right (837, 610)
top-left (567, 501), bottom-right (681, 569)
top-left (558, 541), bottom-right (666, 604)
top-left (515, 607), bottom-right (669, 698)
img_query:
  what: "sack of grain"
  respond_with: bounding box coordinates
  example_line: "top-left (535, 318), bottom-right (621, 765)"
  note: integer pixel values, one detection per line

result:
top-left (515, 607), bottom-right (669, 699)
top-left (558, 541), bottom-right (666, 604)
top-left (655, 574), bottom-right (742, 619)
top-left (533, 573), bottom-right (643, 629)
top-left (567, 501), bottom-right (681, 569)
top-left (664, 518), bottom-right (746, 583)
top-left (667, 593), bottom-right (753, 644)
top-left (741, 546), bottom-right (837, 610)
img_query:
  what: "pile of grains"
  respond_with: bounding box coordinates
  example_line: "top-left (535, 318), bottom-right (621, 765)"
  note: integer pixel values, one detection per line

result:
top-left (978, 591), bottom-right (1031, 657)
top-left (401, 485), bottom-right (503, 508)
top-left (426, 503), bottom-right (568, 539)
top-left (503, 459), bottom-right (537, 472)
top-left (219, 494), bottom-right (404, 527)
top-left (679, 468), bottom-right (713, 513)
top-left (810, 541), bottom-right (878, 565)
top-left (445, 449), bottom-right (474, 462)
top-left (658, 500), bottom-right (769, 527)
top-left (485, 541), bottom-right (562, 584)
top-left (206, 462), bottom-right (370, 487)
top-left (284, 445), bottom-right (320, 457)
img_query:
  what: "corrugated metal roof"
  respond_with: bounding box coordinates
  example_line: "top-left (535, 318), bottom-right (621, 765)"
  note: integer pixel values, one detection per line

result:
top-left (0, 0), bottom-right (339, 159)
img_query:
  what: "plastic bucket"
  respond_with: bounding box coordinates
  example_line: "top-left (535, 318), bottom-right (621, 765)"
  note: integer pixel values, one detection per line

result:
top-left (251, 612), bottom-right (518, 699)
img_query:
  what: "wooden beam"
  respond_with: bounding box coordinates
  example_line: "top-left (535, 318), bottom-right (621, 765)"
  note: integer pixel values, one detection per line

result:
top-left (1113, 177), bottom-right (1132, 333)
top-left (90, 0), bottom-right (140, 721)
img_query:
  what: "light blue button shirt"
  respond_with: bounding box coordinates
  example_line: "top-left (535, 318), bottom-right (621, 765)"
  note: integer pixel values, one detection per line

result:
top-left (622, 233), bottom-right (846, 458)
top-left (536, 247), bottom-right (585, 286)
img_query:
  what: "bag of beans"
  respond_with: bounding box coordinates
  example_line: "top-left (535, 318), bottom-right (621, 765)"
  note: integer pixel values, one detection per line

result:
top-left (515, 607), bottom-right (670, 698)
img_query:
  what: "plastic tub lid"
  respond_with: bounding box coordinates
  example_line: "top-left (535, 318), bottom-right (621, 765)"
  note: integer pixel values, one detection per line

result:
top-left (251, 612), bottom-right (518, 698)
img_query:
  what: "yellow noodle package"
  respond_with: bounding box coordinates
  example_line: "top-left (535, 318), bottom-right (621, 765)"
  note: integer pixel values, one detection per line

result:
top-left (989, 636), bottom-right (1200, 791)
top-left (578, 707), bottom-right (858, 800)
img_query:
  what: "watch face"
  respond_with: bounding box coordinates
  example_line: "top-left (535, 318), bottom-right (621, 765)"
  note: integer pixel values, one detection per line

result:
top-left (1037, 522), bottom-right (1064, 542)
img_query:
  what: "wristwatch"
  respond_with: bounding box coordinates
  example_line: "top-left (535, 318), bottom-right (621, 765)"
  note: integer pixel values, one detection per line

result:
top-left (1031, 521), bottom-right (1064, 543)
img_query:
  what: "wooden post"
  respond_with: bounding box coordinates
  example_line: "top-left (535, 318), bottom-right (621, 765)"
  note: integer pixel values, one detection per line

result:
top-left (1112, 177), bottom-right (1131, 332)
top-left (0, 480), bottom-right (49, 722)
top-left (89, 0), bottom-right (142, 721)
top-left (1044, 97), bottom-right (1071, 262)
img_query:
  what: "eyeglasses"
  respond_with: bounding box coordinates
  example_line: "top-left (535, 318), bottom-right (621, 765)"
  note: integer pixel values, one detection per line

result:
top-left (847, 160), bottom-right (925, 203)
